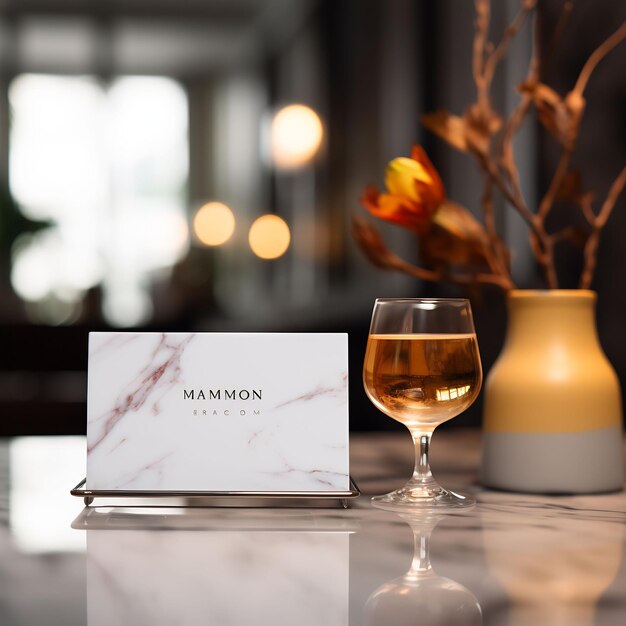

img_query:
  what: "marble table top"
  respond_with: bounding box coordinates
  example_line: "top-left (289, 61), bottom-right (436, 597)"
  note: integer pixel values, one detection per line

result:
top-left (1, 429), bottom-right (625, 626)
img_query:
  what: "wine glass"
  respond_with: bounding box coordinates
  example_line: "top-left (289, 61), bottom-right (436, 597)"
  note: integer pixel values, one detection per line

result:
top-left (364, 509), bottom-right (482, 626)
top-left (363, 298), bottom-right (482, 508)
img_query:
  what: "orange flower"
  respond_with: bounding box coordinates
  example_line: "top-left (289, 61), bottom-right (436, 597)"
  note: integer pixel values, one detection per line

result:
top-left (360, 146), bottom-right (445, 234)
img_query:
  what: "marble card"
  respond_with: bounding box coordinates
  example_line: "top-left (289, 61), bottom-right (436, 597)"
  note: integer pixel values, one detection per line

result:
top-left (86, 332), bottom-right (350, 492)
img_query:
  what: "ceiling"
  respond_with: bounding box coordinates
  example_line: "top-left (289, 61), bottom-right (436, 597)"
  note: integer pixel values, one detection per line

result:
top-left (1, 0), bottom-right (265, 20)
top-left (0, 0), bottom-right (315, 76)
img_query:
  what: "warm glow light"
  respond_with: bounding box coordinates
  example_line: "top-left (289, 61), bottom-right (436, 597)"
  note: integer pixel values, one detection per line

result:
top-left (271, 104), bottom-right (323, 170)
top-left (193, 202), bottom-right (236, 246)
top-left (248, 215), bottom-right (291, 260)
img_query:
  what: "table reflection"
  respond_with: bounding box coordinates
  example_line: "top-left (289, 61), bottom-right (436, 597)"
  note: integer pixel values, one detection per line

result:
top-left (481, 500), bottom-right (624, 626)
top-left (74, 507), bottom-right (356, 626)
top-left (364, 506), bottom-right (482, 626)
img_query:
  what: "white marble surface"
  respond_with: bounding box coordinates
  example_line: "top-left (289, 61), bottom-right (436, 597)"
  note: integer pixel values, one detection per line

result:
top-left (87, 527), bottom-right (349, 626)
top-left (1, 430), bottom-right (626, 626)
top-left (87, 333), bottom-right (349, 491)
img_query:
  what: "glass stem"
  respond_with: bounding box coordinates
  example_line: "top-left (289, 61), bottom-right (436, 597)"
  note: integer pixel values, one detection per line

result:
top-left (408, 526), bottom-right (433, 575)
top-left (408, 432), bottom-right (438, 492)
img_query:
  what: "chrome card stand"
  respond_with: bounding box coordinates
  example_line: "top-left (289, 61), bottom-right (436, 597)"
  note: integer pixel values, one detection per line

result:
top-left (71, 477), bottom-right (361, 509)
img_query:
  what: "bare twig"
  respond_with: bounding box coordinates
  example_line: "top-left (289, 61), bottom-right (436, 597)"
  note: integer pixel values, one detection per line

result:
top-left (574, 21), bottom-right (626, 95)
top-left (595, 166), bottom-right (626, 227)
top-left (352, 214), bottom-right (515, 291)
top-left (484, 0), bottom-right (537, 86)
top-left (499, 95), bottom-right (534, 194)
top-left (532, 18), bottom-right (626, 285)
top-left (480, 155), bottom-right (545, 237)
top-left (541, 0), bottom-right (574, 77)
top-left (473, 0), bottom-right (491, 107)
top-left (467, 1), bottom-right (625, 291)
top-left (549, 226), bottom-right (582, 245)
top-left (537, 146), bottom-right (574, 221)
top-left (535, 20), bottom-right (625, 223)
top-left (499, 11), bottom-right (540, 208)
top-left (580, 194), bottom-right (596, 225)
top-left (388, 250), bottom-right (516, 292)
top-left (534, 4), bottom-right (575, 224)
top-left (480, 154), bottom-right (559, 287)
top-left (580, 166), bottom-right (626, 288)
top-left (400, 0), bottom-right (626, 293)
top-left (481, 176), bottom-right (513, 278)
top-left (485, 3), bottom-right (626, 291)
top-left (467, 0), bottom-right (562, 287)
top-left (481, 176), bottom-right (498, 249)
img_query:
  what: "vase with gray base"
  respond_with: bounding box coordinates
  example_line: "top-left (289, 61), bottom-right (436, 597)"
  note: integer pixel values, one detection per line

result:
top-left (481, 290), bottom-right (624, 494)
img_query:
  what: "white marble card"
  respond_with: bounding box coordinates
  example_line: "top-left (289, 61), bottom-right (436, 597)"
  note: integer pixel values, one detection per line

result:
top-left (86, 332), bottom-right (350, 492)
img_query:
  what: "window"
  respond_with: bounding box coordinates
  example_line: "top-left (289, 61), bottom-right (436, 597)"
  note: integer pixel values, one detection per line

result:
top-left (9, 74), bottom-right (189, 326)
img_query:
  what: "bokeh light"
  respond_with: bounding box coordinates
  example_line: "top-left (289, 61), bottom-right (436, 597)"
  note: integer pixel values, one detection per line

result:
top-left (193, 202), bottom-right (236, 246)
top-left (271, 104), bottom-right (323, 170)
top-left (102, 284), bottom-right (153, 328)
top-left (10, 229), bottom-right (103, 302)
top-left (248, 215), bottom-right (291, 260)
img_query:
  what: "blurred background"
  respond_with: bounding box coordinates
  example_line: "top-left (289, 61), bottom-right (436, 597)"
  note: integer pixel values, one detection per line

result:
top-left (0, 0), bottom-right (624, 435)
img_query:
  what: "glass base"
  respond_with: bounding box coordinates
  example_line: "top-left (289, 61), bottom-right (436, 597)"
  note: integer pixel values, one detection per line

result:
top-left (371, 485), bottom-right (475, 510)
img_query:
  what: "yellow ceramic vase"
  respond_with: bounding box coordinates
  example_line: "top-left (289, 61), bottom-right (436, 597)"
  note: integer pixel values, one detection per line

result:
top-left (481, 290), bottom-right (624, 493)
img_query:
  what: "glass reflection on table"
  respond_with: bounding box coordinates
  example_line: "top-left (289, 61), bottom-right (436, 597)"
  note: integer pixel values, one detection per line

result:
top-left (74, 507), bottom-right (356, 626)
top-left (364, 506), bottom-right (482, 626)
top-left (481, 501), bottom-right (624, 626)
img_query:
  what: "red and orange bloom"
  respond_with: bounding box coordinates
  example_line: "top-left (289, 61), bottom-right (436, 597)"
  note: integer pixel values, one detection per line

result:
top-left (360, 145), bottom-right (445, 234)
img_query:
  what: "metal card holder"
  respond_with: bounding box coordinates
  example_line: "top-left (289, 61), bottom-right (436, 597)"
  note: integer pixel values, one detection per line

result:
top-left (71, 477), bottom-right (361, 509)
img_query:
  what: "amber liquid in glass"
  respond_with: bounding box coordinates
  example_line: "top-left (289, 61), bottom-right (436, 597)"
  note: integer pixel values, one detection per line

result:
top-left (363, 334), bottom-right (482, 429)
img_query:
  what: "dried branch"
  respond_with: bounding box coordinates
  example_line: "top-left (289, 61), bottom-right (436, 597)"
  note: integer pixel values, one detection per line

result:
top-left (548, 225), bottom-right (586, 247)
top-left (580, 166), bottom-right (626, 288)
top-left (529, 18), bottom-right (626, 286)
top-left (498, 11), bottom-right (540, 210)
top-left (481, 175), bottom-right (512, 279)
top-left (537, 146), bottom-right (574, 221)
top-left (481, 177), bottom-right (498, 252)
top-left (489, 10), bottom-right (564, 287)
top-left (454, 1), bottom-right (626, 291)
top-left (377, 251), bottom-right (447, 285)
top-left (365, 0), bottom-right (626, 295)
top-left (535, 23), bottom-right (625, 221)
top-left (477, 152), bottom-right (558, 287)
top-left (595, 166), bottom-right (626, 227)
top-left (390, 252), bottom-right (515, 291)
top-left (499, 94), bottom-right (534, 194)
top-left (352, 215), bottom-right (515, 291)
top-left (574, 21), bottom-right (626, 95)
top-left (580, 193), bottom-right (596, 225)
top-left (465, 2), bottom-right (626, 291)
top-left (541, 1), bottom-right (574, 77)
top-left (473, 0), bottom-right (491, 108)
top-left (466, 1), bottom-right (564, 287)
top-left (484, 0), bottom-right (537, 86)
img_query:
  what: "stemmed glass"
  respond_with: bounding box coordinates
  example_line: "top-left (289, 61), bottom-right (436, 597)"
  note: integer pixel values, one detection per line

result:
top-left (363, 298), bottom-right (482, 508)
